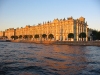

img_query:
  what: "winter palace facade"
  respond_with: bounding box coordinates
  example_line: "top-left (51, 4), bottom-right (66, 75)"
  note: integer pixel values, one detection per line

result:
top-left (0, 16), bottom-right (88, 41)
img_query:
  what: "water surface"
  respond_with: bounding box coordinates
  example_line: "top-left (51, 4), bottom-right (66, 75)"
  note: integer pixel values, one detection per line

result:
top-left (0, 42), bottom-right (100, 75)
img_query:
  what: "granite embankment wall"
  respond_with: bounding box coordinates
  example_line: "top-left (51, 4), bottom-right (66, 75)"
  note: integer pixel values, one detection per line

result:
top-left (54, 41), bottom-right (100, 46)
top-left (11, 40), bottom-right (55, 44)
top-left (11, 40), bottom-right (100, 46)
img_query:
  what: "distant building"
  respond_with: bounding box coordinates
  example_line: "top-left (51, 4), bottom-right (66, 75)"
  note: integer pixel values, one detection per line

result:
top-left (5, 28), bottom-right (15, 39)
top-left (0, 16), bottom-right (88, 41)
top-left (0, 31), bottom-right (5, 39)
top-left (0, 31), bottom-right (5, 37)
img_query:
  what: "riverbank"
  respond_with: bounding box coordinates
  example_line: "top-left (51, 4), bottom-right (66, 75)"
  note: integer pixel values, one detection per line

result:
top-left (11, 40), bottom-right (100, 46)
top-left (54, 41), bottom-right (100, 46)
top-left (0, 39), bottom-right (11, 42)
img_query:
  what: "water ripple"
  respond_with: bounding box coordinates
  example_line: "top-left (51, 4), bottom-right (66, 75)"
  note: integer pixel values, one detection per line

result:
top-left (0, 42), bottom-right (100, 75)
top-left (44, 57), bottom-right (65, 62)
top-left (28, 46), bottom-right (37, 49)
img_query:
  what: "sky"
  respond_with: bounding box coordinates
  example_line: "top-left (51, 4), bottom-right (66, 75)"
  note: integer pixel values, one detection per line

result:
top-left (0, 0), bottom-right (100, 31)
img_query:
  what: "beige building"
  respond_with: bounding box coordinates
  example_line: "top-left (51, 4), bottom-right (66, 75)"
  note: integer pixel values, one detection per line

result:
top-left (0, 31), bottom-right (4, 37)
top-left (0, 31), bottom-right (5, 39)
top-left (5, 28), bottom-right (15, 39)
top-left (0, 16), bottom-right (88, 41)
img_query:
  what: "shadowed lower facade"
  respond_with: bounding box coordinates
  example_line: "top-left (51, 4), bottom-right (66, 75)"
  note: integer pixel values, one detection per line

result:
top-left (0, 16), bottom-right (88, 41)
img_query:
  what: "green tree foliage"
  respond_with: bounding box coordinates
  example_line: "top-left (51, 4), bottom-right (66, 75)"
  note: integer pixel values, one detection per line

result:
top-left (48, 34), bottom-right (54, 41)
top-left (14, 36), bottom-right (18, 40)
top-left (79, 32), bottom-right (86, 41)
top-left (34, 34), bottom-right (39, 40)
top-left (28, 35), bottom-right (33, 39)
top-left (91, 30), bottom-right (98, 40)
top-left (42, 34), bottom-right (47, 40)
top-left (68, 33), bottom-right (74, 41)
top-left (11, 36), bottom-right (14, 39)
top-left (97, 31), bottom-right (100, 40)
top-left (23, 35), bottom-right (28, 39)
top-left (19, 35), bottom-right (22, 39)
top-left (11, 35), bottom-right (18, 40)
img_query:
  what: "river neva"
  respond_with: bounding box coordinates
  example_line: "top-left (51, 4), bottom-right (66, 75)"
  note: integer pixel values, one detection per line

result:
top-left (0, 42), bottom-right (100, 75)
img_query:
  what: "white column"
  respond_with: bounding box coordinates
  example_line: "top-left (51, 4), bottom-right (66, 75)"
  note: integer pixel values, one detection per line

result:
top-left (77, 24), bottom-right (78, 41)
top-left (79, 24), bottom-right (80, 41)
top-left (56, 35), bottom-right (59, 40)
top-left (80, 24), bottom-right (82, 41)
top-left (86, 26), bottom-right (88, 41)
top-left (83, 24), bottom-right (85, 41)
top-left (63, 35), bottom-right (65, 41)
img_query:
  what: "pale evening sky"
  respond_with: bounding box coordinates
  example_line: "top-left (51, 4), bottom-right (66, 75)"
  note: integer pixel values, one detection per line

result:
top-left (0, 0), bottom-right (100, 31)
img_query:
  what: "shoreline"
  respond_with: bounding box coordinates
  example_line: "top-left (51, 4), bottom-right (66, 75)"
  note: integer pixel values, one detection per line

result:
top-left (11, 40), bottom-right (100, 46)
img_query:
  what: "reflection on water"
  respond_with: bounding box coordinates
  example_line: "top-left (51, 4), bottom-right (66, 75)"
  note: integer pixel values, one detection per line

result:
top-left (0, 42), bottom-right (100, 75)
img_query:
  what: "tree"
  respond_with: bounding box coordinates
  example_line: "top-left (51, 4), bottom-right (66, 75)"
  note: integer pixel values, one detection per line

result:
top-left (91, 30), bottom-right (98, 40)
top-left (14, 36), bottom-right (18, 40)
top-left (34, 34), bottom-right (39, 40)
top-left (68, 33), bottom-right (74, 41)
top-left (11, 36), bottom-right (14, 40)
top-left (42, 34), bottom-right (47, 41)
top-left (48, 34), bottom-right (54, 41)
top-left (11, 35), bottom-right (18, 40)
top-left (19, 35), bottom-right (22, 39)
top-left (28, 35), bottom-right (33, 39)
top-left (79, 32), bottom-right (86, 41)
top-left (97, 31), bottom-right (100, 40)
top-left (23, 35), bottom-right (28, 40)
